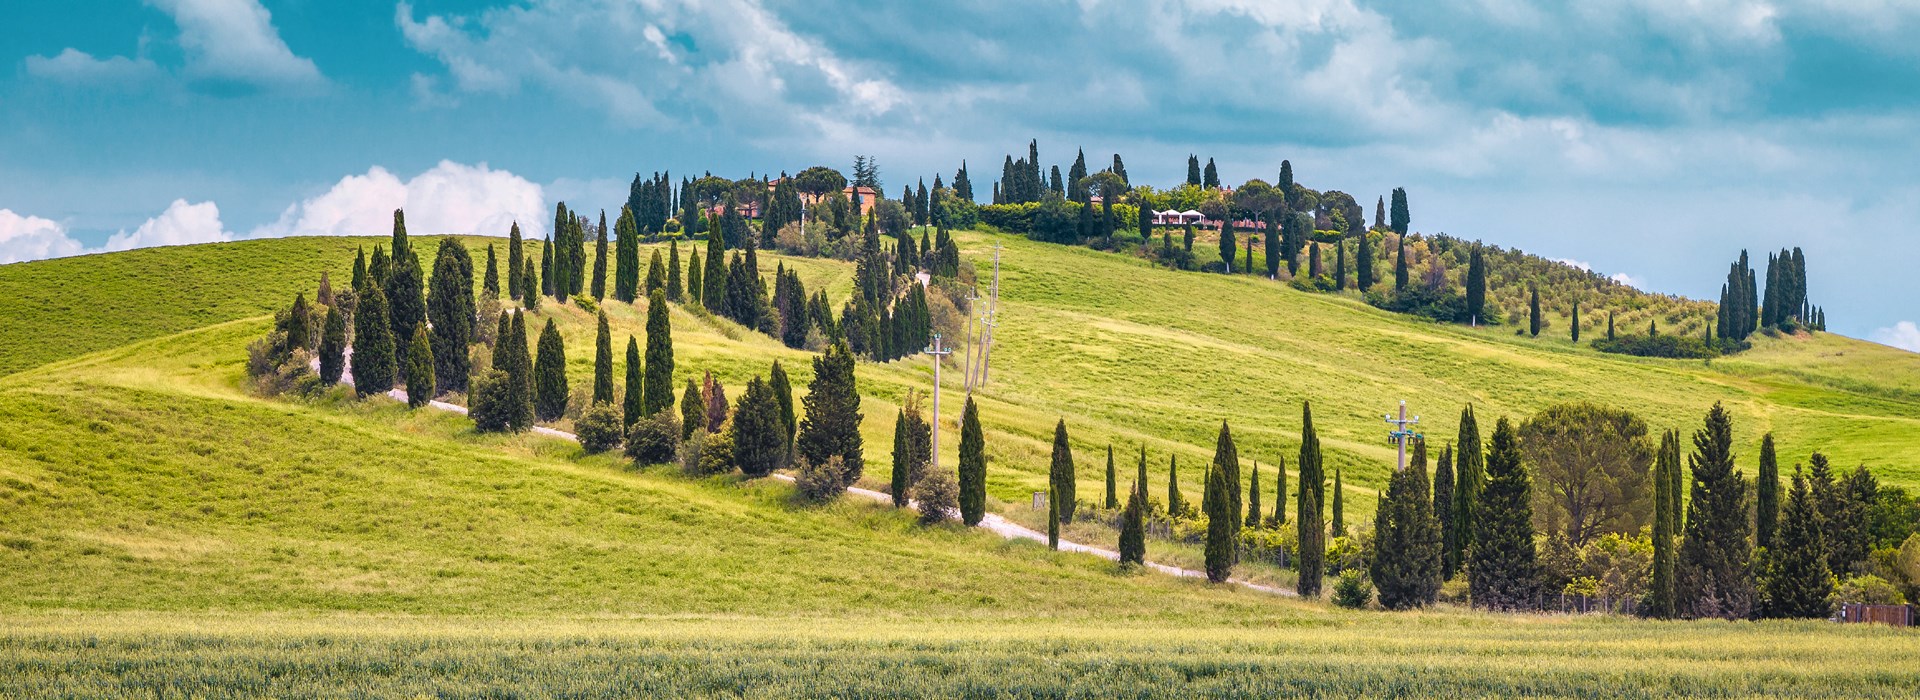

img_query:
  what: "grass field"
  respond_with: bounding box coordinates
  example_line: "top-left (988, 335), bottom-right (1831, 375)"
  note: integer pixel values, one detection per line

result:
top-left (3, 231), bottom-right (1919, 696)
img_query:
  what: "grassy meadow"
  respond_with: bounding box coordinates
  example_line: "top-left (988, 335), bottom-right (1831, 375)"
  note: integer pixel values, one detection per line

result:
top-left (3, 230), bottom-right (1919, 696)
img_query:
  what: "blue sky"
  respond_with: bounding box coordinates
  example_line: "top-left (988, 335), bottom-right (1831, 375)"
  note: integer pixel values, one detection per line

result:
top-left (2, 0), bottom-right (1917, 350)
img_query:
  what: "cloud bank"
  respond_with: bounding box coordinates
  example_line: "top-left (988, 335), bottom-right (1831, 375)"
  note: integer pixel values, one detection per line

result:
top-left (1872, 321), bottom-right (1920, 354)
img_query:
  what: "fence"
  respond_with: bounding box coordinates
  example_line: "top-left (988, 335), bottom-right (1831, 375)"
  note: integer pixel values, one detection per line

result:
top-left (1554, 594), bottom-right (1639, 616)
top-left (1835, 604), bottom-right (1913, 627)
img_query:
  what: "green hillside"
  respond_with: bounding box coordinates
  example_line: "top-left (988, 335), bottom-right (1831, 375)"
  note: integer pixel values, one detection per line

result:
top-left (3, 232), bottom-right (1920, 696)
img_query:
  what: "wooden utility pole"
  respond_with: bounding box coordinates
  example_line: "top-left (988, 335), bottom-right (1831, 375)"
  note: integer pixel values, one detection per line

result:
top-left (1383, 400), bottom-right (1421, 472)
top-left (978, 244), bottom-right (1004, 386)
top-left (922, 334), bottom-right (953, 472)
top-left (962, 290), bottom-right (980, 390)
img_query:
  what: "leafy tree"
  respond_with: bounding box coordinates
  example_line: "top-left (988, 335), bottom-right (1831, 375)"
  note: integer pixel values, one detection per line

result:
top-left (1756, 433), bottom-right (1780, 550)
top-left (532, 319), bottom-right (568, 422)
top-left (427, 237), bottom-right (475, 395)
top-left (1119, 476), bottom-right (1147, 565)
top-left (576, 403), bottom-right (624, 454)
top-left (623, 336), bottom-right (642, 428)
top-left (351, 283), bottom-right (396, 397)
top-left (1517, 403), bottom-right (1653, 546)
top-left (1469, 417), bottom-right (1538, 611)
top-left (592, 311), bottom-right (614, 405)
top-left (403, 326), bottom-right (434, 408)
top-left (1297, 401), bottom-right (1326, 597)
top-left (469, 369), bottom-right (516, 433)
top-left (1647, 430), bottom-right (1682, 618)
top-left (1049, 419), bottom-right (1078, 523)
top-left (1678, 402), bottom-right (1754, 619)
top-left (732, 376), bottom-right (785, 477)
top-left (1433, 444), bottom-right (1455, 573)
top-left (642, 290), bottom-right (675, 416)
top-left (318, 306), bottom-right (346, 385)
top-left (1204, 458), bottom-right (1235, 583)
top-left (958, 395), bottom-right (986, 526)
top-left (1762, 467), bottom-right (1833, 618)
top-left (797, 341), bottom-right (863, 484)
top-left (1450, 405), bottom-right (1484, 574)
top-left (1373, 438), bottom-right (1443, 609)
top-left (1389, 187), bottom-right (1410, 235)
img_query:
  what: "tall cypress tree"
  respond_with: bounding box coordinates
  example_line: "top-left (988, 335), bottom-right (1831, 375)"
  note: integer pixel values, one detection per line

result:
top-left (507, 223), bottom-right (525, 300)
top-left (369, 245), bottom-right (391, 289)
top-left (1648, 429), bottom-right (1682, 619)
top-left (1297, 401), bottom-right (1326, 597)
top-left (891, 408), bottom-right (913, 507)
top-left (1465, 246), bottom-right (1486, 324)
top-left (958, 395), bottom-right (986, 526)
top-left (1049, 419), bottom-right (1077, 523)
top-left (666, 240), bottom-right (683, 302)
top-left (592, 311), bottom-right (614, 405)
top-left (1389, 187), bottom-right (1410, 235)
top-left (1332, 467), bottom-right (1345, 536)
top-left (1528, 286), bottom-right (1542, 337)
top-left (1105, 445), bottom-right (1119, 509)
top-left (353, 246), bottom-right (369, 293)
top-left (522, 258), bottom-right (541, 311)
top-left (533, 319), bottom-right (568, 422)
top-left (733, 375), bottom-right (785, 477)
top-left (1203, 458), bottom-right (1235, 583)
top-left (1245, 462), bottom-right (1263, 529)
top-left (404, 326), bottom-right (435, 408)
top-left (1273, 455), bottom-right (1287, 525)
top-left (645, 250), bottom-right (666, 297)
top-left (623, 336), bottom-right (642, 428)
top-left (703, 219), bottom-right (728, 312)
top-left (352, 284), bottom-right (396, 397)
top-left (503, 311), bottom-right (534, 431)
top-left (1216, 421), bottom-right (1241, 535)
top-left (1393, 237), bottom-right (1409, 292)
top-left (1762, 467), bottom-right (1833, 618)
top-left (1468, 417), bottom-right (1537, 611)
top-left (1357, 231), bottom-right (1375, 291)
top-left (318, 305), bottom-right (347, 385)
top-left (1048, 484), bottom-right (1060, 550)
top-left (1571, 302), bottom-right (1581, 343)
top-left (1433, 443), bottom-right (1456, 575)
top-left (1219, 223), bottom-right (1235, 274)
top-left (1678, 402), bottom-right (1754, 619)
top-left (797, 341), bottom-right (863, 483)
top-left (541, 235), bottom-right (555, 298)
top-left (484, 244), bottom-right (501, 298)
top-left (426, 237), bottom-right (475, 395)
top-left (1119, 475), bottom-right (1147, 565)
top-left (686, 247), bottom-right (703, 306)
top-left (386, 226), bottom-right (427, 351)
top-left (1451, 406), bottom-right (1484, 573)
top-left (1136, 445), bottom-right (1150, 508)
top-left (1167, 454), bottom-right (1184, 517)
top-left (770, 360), bottom-right (796, 455)
top-left (614, 207), bottom-right (640, 302)
top-left (642, 290), bottom-right (674, 417)
top-left (1374, 438), bottom-right (1442, 609)
top-left (1755, 433), bottom-right (1780, 550)
top-left (592, 210), bottom-right (609, 300)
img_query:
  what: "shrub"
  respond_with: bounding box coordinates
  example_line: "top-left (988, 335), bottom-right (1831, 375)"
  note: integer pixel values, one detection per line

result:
top-left (575, 403), bottom-right (624, 454)
top-left (1326, 535), bottom-right (1371, 576)
top-left (625, 411), bottom-right (681, 465)
top-left (912, 470), bottom-right (959, 526)
top-left (1591, 334), bottom-right (1738, 359)
top-left (571, 294), bottom-right (599, 313)
top-left (795, 456), bottom-right (851, 502)
top-left (468, 369), bottom-right (516, 433)
top-left (677, 429), bottom-right (708, 477)
top-left (1832, 574), bottom-right (1907, 608)
top-left (1438, 572), bottom-right (1472, 605)
top-left (698, 423), bottom-right (737, 475)
top-left (1333, 569), bottom-right (1374, 609)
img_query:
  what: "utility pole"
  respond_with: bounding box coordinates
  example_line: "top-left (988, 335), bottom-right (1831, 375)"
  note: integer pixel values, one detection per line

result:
top-left (1383, 400), bottom-right (1421, 472)
top-left (961, 289), bottom-right (980, 390)
top-left (978, 244), bottom-right (1004, 386)
top-left (922, 334), bottom-right (953, 472)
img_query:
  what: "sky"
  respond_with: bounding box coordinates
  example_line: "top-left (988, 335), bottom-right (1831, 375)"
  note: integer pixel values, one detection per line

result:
top-left (1, 0), bottom-right (1917, 351)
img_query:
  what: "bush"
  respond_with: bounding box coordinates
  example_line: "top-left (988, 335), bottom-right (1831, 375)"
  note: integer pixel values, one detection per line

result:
top-left (571, 294), bottom-right (599, 313)
top-left (468, 369), bottom-right (516, 433)
top-left (626, 411), bottom-right (681, 465)
top-left (795, 456), bottom-right (851, 502)
top-left (1240, 526), bottom-right (1298, 567)
top-left (1591, 334), bottom-right (1742, 359)
top-left (1832, 574), bottom-right (1907, 608)
top-left (575, 403), bottom-right (624, 454)
top-left (698, 423), bottom-right (736, 475)
top-left (1438, 572), bottom-right (1472, 605)
top-left (677, 428), bottom-right (708, 477)
top-left (1333, 569), bottom-right (1374, 609)
top-left (912, 470), bottom-right (959, 525)
top-left (1326, 534), bottom-right (1371, 576)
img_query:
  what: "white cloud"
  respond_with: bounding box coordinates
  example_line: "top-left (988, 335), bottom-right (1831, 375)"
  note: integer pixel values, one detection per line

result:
top-left (103, 199), bottom-right (232, 252)
top-left (1871, 321), bottom-right (1920, 353)
top-left (23, 49), bottom-right (162, 85)
top-left (145, 0), bottom-right (324, 91)
top-left (252, 161), bottom-right (545, 239)
top-left (0, 210), bottom-right (87, 264)
top-left (1553, 258), bottom-right (1593, 272)
top-left (1609, 272), bottom-right (1641, 289)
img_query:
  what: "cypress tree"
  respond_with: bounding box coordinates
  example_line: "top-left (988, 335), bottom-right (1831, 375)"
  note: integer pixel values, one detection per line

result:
top-left (1274, 456), bottom-right (1288, 525)
top-left (1119, 476), bottom-right (1146, 565)
top-left (541, 235), bottom-right (555, 297)
top-left (1167, 454), bottom-right (1184, 517)
top-left (1468, 417), bottom-right (1538, 611)
top-left (1219, 223), bottom-right (1235, 274)
top-left (797, 341), bottom-right (864, 483)
top-left (1297, 401), bottom-right (1326, 597)
top-left (1373, 438), bottom-right (1442, 609)
top-left (484, 244), bottom-right (500, 298)
top-left (1332, 467), bottom-right (1345, 536)
top-left (1048, 485), bottom-right (1060, 550)
top-left (1203, 158), bottom-right (1219, 190)
top-left (623, 336), bottom-right (642, 428)
top-left (353, 246), bottom-right (368, 292)
top-left (1607, 312), bottom-right (1616, 340)
top-left (1389, 187), bottom-right (1410, 234)
top-left (1245, 462), bottom-right (1262, 529)
top-left (1678, 402), bottom-right (1754, 619)
top-left (1465, 246), bottom-right (1486, 324)
top-left (1647, 429), bottom-right (1682, 619)
top-left (614, 207), bottom-right (639, 302)
top-left (533, 319), bottom-right (568, 422)
top-left (1528, 286), bottom-right (1542, 337)
top-left (318, 305), bottom-right (347, 385)
top-left (352, 284), bottom-right (396, 397)
top-left (703, 222), bottom-right (728, 313)
top-left (1357, 231), bottom-right (1375, 291)
top-left (404, 326), bottom-right (434, 408)
top-left (1187, 154), bottom-right (1202, 186)
top-left (1451, 406), bottom-right (1484, 572)
top-left (1756, 433), bottom-right (1781, 550)
top-left (645, 250), bottom-right (665, 296)
top-left (1049, 419), bottom-right (1077, 523)
top-left (1433, 443), bottom-right (1456, 574)
top-left (427, 237), bottom-right (475, 395)
top-left (1394, 237), bottom-right (1409, 292)
top-left (770, 360), bottom-right (795, 455)
top-left (592, 209), bottom-right (609, 300)
top-left (1762, 467), bottom-right (1834, 618)
top-left (592, 311), bottom-right (614, 405)
top-left (1203, 458), bottom-right (1234, 583)
top-left (891, 408), bottom-right (912, 507)
top-left (1136, 445), bottom-right (1149, 508)
top-left (1216, 421), bottom-right (1241, 535)
top-left (642, 290), bottom-right (674, 416)
top-left (686, 247), bottom-right (703, 306)
top-left (1571, 302), bottom-right (1581, 343)
top-left (522, 258), bottom-right (542, 310)
top-left (369, 245), bottom-right (391, 289)
top-left (1335, 238), bottom-right (1348, 289)
top-left (1105, 445), bottom-right (1119, 509)
top-left (958, 395), bottom-right (986, 526)
top-left (503, 311), bottom-right (534, 431)
top-left (386, 232), bottom-right (427, 352)
top-left (508, 223), bottom-right (524, 300)
top-left (666, 240), bottom-right (684, 302)
top-left (733, 376), bottom-right (785, 477)
top-left (680, 379), bottom-right (702, 439)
